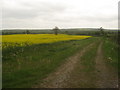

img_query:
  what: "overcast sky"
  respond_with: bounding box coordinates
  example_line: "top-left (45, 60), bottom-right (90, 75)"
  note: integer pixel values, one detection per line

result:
top-left (2, 0), bottom-right (119, 29)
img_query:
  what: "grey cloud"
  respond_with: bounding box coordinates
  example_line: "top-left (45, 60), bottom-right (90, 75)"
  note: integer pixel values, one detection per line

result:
top-left (2, 0), bottom-right (118, 29)
top-left (48, 15), bottom-right (117, 23)
top-left (81, 15), bottom-right (117, 22)
top-left (3, 9), bottom-right (38, 19)
top-left (3, 1), bottom-right (67, 19)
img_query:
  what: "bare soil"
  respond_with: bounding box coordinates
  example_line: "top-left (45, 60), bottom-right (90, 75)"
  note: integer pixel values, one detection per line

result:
top-left (33, 42), bottom-right (95, 88)
top-left (33, 41), bottom-right (118, 88)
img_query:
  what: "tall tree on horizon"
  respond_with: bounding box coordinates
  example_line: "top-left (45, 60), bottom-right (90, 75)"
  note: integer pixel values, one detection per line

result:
top-left (26, 30), bottom-right (30, 34)
top-left (52, 26), bottom-right (59, 35)
top-left (100, 27), bottom-right (104, 35)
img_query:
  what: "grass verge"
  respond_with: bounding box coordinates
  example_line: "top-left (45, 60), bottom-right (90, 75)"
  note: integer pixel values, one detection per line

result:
top-left (78, 40), bottom-right (100, 88)
top-left (3, 37), bottom-right (98, 88)
top-left (66, 39), bottom-right (100, 88)
top-left (102, 37), bottom-right (118, 70)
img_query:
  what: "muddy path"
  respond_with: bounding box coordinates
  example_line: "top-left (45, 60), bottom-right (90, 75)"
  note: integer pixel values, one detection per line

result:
top-left (95, 42), bottom-right (118, 88)
top-left (33, 41), bottom-right (118, 88)
top-left (62, 41), bottom-right (99, 88)
top-left (67, 41), bottom-right (119, 88)
top-left (33, 42), bottom-right (96, 88)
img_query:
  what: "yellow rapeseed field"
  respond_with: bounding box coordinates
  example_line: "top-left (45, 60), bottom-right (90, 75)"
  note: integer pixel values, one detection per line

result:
top-left (2, 34), bottom-right (91, 48)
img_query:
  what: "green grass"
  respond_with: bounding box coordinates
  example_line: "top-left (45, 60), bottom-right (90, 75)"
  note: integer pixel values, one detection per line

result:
top-left (102, 37), bottom-right (118, 69)
top-left (78, 40), bottom-right (99, 88)
top-left (3, 37), bottom-right (98, 88)
top-left (80, 41), bottom-right (99, 72)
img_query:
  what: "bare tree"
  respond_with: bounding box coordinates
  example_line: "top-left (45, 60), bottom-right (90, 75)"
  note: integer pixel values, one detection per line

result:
top-left (52, 26), bottom-right (59, 35)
